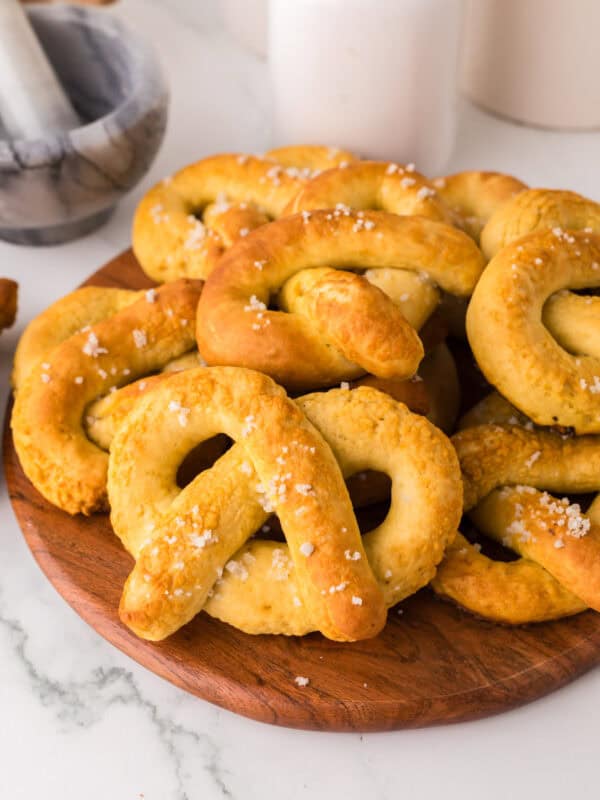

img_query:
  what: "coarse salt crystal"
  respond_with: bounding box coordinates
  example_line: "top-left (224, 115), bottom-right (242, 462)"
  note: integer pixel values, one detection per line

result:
top-left (82, 331), bottom-right (107, 358)
top-left (416, 185), bottom-right (436, 200)
top-left (525, 450), bottom-right (541, 468)
top-left (351, 596), bottom-right (363, 606)
top-left (299, 542), bottom-right (314, 557)
top-left (294, 676), bottom-right (309, 687)
top-left (132, 329), bottom-right (147, 349)
top-left (241, 414), bottom-right (257, 437)
top-left (184, 219), bottom-right (206, 250)
top-left (295, 483), bottom-right (315, 496)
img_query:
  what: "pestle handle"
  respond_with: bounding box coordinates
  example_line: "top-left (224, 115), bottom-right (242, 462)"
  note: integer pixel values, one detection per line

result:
top-left (0, 0), bottom-right (80, 139)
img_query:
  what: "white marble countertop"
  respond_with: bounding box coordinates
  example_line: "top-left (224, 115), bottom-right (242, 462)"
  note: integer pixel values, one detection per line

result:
top-left (1, 2), bottom-right (600, 798)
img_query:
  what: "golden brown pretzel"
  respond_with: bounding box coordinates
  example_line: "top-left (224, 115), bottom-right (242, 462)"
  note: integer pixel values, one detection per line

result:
top-left (467, 230), bottom-right (600, 433)
top-left (431, 424), bottom-right (600, 623)
top-left (11, 279), bottom-right (202, 515)
top-left (480, 188), bottom-right (600, 260)
top-left (107, 369), bottom-right (461, 640)
top-left (132, 146), bottom-right (357, 283)
top-left (196, 210), bottom-right (485, 390)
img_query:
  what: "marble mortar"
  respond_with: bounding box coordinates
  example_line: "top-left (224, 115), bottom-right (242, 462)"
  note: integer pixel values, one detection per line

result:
top-left (0, 4), bottom-right (168, 245)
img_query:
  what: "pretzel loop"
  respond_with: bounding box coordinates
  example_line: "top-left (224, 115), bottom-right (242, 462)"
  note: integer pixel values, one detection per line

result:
top-left (467, 230), bottom-right (600, 433)
top-left (11, 280), bottom-right (202, 514)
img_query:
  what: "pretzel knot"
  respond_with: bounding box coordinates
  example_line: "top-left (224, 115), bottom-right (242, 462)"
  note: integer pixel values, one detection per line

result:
top-left (132, 146), bottom-right (356, 283)
top-left (11, 279), bottom-right (203, 515)
top-left (197, 209), bottom-right (484, 389)
top-left (432, 423), bottom-right (600, 624)
top-left (107, 367), bottom-right (462, 641)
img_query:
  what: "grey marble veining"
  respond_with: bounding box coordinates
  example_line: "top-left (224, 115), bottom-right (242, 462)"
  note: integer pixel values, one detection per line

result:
top-left (0, 5), bottom-right (167, 245)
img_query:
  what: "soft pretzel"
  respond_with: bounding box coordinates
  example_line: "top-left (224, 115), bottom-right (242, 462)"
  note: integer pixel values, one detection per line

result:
top-left (132, 147), bottom-right (357, 284)
top-left (481, 188), bottom-right (600, 260)
top-left (12, 286), bottom-right (141, 389)
top-left (106, 368), bottom-right (461, 640)
top-left (433, 171), bottom-right (527, 240)
top-left (467, 230), bottom-right (600, 433)
top-left (0, 278), bottom-right (17, 334)
top-left (197, 209), bottom-right (485, 389)
top-left (431, 424), bottom-right (600, 623)
top-left (11, 279), bottom-right (202, 515)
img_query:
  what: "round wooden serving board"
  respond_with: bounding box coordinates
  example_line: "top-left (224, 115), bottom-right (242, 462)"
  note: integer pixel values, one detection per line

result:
top-left (5, 249), bottom-right (600, 732)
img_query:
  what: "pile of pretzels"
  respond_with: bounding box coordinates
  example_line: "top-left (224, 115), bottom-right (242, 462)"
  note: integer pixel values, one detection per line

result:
top-left (11, 144), bottom-right (600, 642)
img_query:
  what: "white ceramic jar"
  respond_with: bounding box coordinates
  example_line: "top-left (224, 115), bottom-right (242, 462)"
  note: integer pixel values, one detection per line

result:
top-left (268, 0), bottom-right (464, 175)
top-left (462, 0), bottom-right (600, 129)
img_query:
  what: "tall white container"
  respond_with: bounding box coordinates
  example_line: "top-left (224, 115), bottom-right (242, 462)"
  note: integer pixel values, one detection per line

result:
top-left (462, 0), bottom-right (600, 130)
top-left (268, 0), bottom-right (464, 175)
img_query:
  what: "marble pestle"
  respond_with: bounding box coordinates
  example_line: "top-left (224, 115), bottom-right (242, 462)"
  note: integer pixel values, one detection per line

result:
top-left (0, 0), bottom-right (81, 139)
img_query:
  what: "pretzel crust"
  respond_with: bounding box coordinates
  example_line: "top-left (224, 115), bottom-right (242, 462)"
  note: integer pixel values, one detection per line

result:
top-left (11, 279), bottom-right (202, 514)
top-left (433, 170), bottom-right (527, 240)
top-left (481, 188), bottom-right (600, 260)
top-left (12, 286), bottom-right (141, 390)
top-left (432, 424), bottom-right (600, 623)
top-left (466, 230), bottom-right (600, 433)
top-left (197, 210), bottom-right (485, 389)
top-left (108, 371), bottom-right (460, 640)
top-left (286, 161), bottom-right (454, 223)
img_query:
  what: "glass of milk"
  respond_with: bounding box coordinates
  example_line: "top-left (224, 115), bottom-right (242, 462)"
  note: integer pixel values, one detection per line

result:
top-left (268, 0), bottom-right (464, 175)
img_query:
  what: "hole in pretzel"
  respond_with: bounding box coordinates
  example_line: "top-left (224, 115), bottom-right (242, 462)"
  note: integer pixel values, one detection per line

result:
top-left (176, 434), bottom-right (232, 488)
top-left (252, 470), bottom-right (392, 544)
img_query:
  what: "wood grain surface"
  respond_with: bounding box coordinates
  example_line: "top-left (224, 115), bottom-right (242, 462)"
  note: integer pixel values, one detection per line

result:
top-left (4, 249), bottom-right (600, 732)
